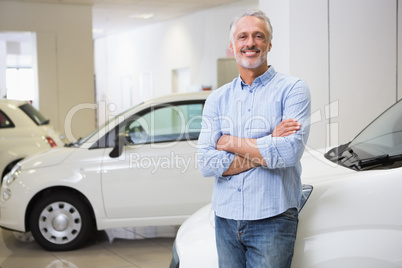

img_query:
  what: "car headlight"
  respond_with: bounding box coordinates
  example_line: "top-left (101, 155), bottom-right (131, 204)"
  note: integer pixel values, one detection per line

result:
top-left (1, 166), bottom-right (20, 201)
top-left (5, 166), bottom-right (21, 186)
top-left (2, 187), bottom-right (12, 201)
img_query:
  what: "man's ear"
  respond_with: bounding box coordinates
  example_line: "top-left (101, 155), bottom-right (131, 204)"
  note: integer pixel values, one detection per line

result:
top-left (230, 42), bottom-right (234, 53)
top-left (268, 42), bottom-right (272, 52)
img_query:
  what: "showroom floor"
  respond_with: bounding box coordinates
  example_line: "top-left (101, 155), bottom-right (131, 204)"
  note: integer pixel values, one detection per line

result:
top-left (0, 226), bottom-right (176, 268)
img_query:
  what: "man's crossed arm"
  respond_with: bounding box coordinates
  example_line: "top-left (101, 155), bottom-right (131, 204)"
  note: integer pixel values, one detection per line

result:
top-left (216, 119), bottom-right (301, 176)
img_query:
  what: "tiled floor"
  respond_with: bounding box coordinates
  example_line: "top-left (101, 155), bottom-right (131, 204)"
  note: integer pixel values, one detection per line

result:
top-left (0, 227), bottom-right (176, 268)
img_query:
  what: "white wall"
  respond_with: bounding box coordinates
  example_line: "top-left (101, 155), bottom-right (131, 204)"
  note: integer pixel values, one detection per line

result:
top-left (97, 0), bottom-right (401, 151)
top-left (0, 41), bottom-right (6, 99)
top-left (0, 1), bottom-right (95, 140)
top-left (9, 0), bottom-right (388, 149)
top-left (261, 0), bottom-right (400, 150)
top-left (94, 0), bottom-right (259, 120)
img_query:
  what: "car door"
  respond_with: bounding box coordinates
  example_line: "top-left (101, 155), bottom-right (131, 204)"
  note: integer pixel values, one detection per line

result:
top-left (100, 101), bottom-right (213, 220)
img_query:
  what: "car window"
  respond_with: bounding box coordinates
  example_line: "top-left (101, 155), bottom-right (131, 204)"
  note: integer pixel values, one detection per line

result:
top-left (0, 110), bottom-right (14, 128)
top-left (122, 102), bottom-right (203, 144)
top-left (18, 103), bottom-right (49, 126)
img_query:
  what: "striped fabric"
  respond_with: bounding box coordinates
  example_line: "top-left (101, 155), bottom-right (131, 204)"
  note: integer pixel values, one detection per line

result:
top-left (197, 66), bottom-right (311, 220)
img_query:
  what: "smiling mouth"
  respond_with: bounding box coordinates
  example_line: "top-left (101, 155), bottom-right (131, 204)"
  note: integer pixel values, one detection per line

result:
top-left (240, 47), bottom-right (261, 56)
top-left (243, 51), bottom-right (259, 56)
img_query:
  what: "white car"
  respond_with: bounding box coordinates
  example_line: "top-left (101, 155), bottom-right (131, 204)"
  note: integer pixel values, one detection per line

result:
top-left (171, 99), bottom-right (402, 268)
top-left (0, 99), bottom-right (64, 180)
top-left (0, 91), bottom-right (214, 251)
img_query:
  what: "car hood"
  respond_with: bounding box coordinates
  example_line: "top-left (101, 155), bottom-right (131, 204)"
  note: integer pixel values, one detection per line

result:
top-left (300, 148), bottom-right (356, 185)
top-left (18, 147), bottom-right (75, 171)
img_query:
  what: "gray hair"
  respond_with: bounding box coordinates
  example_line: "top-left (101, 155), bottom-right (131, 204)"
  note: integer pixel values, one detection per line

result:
top-left (229, 9), bottom-right (273, 43)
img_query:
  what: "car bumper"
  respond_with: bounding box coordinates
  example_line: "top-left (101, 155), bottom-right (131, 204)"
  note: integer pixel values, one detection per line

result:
top-left (0, 183), bottom-right (28, 232)
top-left (0, 206), bottom-right (26, 232)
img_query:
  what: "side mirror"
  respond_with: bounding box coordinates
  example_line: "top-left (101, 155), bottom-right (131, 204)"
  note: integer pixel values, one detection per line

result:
top-left (109, 133), bottom-right (129, 158)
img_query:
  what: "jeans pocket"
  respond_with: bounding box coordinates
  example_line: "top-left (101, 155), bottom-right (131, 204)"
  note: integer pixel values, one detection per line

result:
top-left (280, 207), bottom-right (298, 221)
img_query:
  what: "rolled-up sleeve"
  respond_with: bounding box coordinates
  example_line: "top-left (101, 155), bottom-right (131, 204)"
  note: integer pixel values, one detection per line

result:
top-left (257, 80), bottom-right (311, 169)
top-left (197, 93), bottom-right (235, 178)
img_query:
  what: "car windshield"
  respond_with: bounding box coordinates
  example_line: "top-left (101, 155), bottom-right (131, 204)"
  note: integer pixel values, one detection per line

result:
top-left (349, 99), bottom-right (402, 157)
top-left (19, 103), bottom-right (50, 126)
top-left (66, 102), bottom-right (144, 147)
top-left (325, 99), bottom-right (402, 170)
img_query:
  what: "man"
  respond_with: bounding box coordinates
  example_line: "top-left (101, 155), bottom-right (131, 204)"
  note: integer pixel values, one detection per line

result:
top-left (197, 9), bottom-right (311, 268)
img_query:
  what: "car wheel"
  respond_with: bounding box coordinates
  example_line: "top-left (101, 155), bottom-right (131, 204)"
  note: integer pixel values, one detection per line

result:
top-left (29, 191), bottom-right (93, 251)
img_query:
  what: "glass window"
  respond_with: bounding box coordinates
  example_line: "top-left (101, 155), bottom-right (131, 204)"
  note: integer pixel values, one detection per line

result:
top-left (121, 102), bottom-right (203, 144)
top-left (6, 67), bottom-right (35, 101)
top-left (0, 110), bottom-right (14, 128)
top-left (18, 103), bottom-right (49, 126)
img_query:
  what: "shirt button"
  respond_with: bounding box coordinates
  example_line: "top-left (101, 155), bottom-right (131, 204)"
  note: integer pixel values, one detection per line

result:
top-left (237, 188), bottom-right (241, 192)
top-left (249, 90), bottom-right (253, 93)
top-left (248, 109), bottom-right (251, 112)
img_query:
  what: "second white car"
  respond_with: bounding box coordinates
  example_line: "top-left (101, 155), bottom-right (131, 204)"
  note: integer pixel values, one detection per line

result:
top-left (0, 91), bottom-right (213, 251)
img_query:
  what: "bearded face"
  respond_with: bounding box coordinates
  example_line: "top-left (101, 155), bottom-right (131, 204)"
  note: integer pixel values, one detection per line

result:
top-left (230, 16), bottom-right (272, 70)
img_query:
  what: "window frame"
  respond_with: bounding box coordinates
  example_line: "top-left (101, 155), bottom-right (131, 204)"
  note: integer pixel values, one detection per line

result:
top-left (0, 109), bottom-right (15, 129)
top-left (92, 100), bottom-right (205, 149)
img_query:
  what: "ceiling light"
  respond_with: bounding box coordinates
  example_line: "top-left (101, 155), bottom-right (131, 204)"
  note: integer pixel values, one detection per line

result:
top-left (129, 13), bottom-right (155, 20)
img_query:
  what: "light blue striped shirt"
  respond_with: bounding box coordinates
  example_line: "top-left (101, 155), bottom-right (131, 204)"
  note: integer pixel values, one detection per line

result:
top-left (197, 66), bottom-right (311, 220)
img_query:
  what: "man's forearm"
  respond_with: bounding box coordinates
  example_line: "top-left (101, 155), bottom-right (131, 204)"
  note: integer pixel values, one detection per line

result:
top-left (216, 119), bottom-right (302, 175)
top-left (222, 154), bottom-right (261, 176)
top-left (217, 135), bottom-right (267, 166)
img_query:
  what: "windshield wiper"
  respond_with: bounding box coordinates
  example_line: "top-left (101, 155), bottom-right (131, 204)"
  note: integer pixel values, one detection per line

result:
top-left (357, 154), bottom-right (402, 169)
top-left (324, 142), bottom-right (353, 161)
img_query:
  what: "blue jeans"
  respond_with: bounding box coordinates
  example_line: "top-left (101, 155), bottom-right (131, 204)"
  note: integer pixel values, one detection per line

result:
top-left (215, 208), bottom-right (298, 268)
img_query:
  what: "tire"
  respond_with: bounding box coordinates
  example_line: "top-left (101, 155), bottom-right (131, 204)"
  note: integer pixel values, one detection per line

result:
top-left (29, 191), bottom-right (93, 251)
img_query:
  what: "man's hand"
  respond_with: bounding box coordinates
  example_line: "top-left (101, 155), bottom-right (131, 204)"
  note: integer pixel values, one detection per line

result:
top-left (216, 119), bottom-right (301, 154)
top-left (216, 119), bottom-right (301, 175)
top-left (217, 119), bottom-right (301, 151)
top-left (272, 119), bottom-right (301, 137)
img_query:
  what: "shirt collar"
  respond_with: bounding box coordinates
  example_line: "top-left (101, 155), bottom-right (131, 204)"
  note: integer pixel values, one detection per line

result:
top-left (238, 66), bottom-right (276, 90)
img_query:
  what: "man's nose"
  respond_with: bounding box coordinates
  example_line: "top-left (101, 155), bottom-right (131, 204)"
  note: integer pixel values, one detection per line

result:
top-left (245, 36), bottom-right (256, 47)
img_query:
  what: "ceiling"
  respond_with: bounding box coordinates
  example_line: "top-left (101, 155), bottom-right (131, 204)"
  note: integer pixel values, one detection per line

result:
top-left (0, 0), bottom-right (244, 39)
